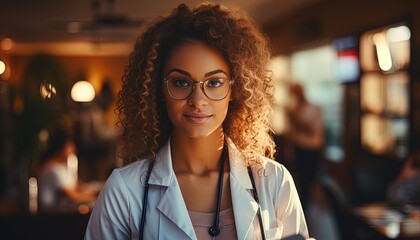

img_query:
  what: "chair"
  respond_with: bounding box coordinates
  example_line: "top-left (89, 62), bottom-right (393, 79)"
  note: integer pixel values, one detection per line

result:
top-left (318, 174), bottom-right (388, 240)
top-left (319, 174), bottom-right (353, 240)
top-left (350, 161), bottom-right (402, 205)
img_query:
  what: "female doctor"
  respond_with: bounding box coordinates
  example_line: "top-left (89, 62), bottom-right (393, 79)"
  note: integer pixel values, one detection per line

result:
top-left (85, 3), bottom-right (309, 240)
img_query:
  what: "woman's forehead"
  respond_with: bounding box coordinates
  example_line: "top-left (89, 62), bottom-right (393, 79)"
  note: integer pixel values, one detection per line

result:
top-left (163, 41), bottom-right (230, 77)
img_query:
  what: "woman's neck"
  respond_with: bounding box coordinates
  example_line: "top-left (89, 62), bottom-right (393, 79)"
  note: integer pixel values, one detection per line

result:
top-left (170, 129), bottom-right (226, 175)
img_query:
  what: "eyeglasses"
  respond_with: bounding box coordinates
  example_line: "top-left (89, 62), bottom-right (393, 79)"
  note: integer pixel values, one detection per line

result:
top-left (163, 76), bottom-right (234, 101)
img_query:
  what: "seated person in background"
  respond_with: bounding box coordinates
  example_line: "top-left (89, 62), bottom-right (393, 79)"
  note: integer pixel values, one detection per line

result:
top-left (387, 151), bottom-right (420, 205)
top-left (38, 130), bottom-right (97, 212)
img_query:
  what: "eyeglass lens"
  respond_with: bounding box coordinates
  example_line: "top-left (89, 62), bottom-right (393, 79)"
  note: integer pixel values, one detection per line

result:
top-left (165, 77), bottom-right (231, 100)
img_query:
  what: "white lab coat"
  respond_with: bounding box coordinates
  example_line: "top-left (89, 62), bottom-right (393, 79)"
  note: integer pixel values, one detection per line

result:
top-left (85, 138), bottom-right (308, 240)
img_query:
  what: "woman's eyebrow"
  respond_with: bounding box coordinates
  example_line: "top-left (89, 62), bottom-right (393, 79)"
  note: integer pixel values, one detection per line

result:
top-left (166, 68), bottom-right (228, 77)
top-left (204, 69), bottom-right (228, 77)
top-left (166, 68), bottom-right (191, 76)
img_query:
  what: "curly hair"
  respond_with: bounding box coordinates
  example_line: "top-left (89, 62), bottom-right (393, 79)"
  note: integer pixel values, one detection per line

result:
top-left (116, 3), bottom-right (275, 166)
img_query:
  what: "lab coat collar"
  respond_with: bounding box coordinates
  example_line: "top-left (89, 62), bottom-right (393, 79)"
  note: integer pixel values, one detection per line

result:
top-left (156, 177), bottom-right (196, 239)
top-left (147, 138), bottom-right (196, 239)
top-left (226, 137), bottom-right (253, 190)
top-left (147, 137), bottom-right (259, 240)
top-left (147, 138), bottom-right (173, 187)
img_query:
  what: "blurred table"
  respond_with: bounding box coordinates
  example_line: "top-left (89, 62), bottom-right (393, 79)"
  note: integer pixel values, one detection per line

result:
top-left (352, 203), bottom-right (420, 239)
top-left (0, 212), bottom-right (91, 240)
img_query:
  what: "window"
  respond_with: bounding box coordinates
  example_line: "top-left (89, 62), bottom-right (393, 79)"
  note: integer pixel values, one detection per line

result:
top-left (359, 23), bottom-right (411, 159)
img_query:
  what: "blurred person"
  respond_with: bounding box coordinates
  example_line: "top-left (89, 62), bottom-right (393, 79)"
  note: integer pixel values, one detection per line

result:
top-left (38, 129), bottom-right (97, 212)
top-left (91, 79), bottom-right (117, 143)
top-left (75, 79), bottom-right (118, 180)
top-left (286, 83), bottom-right (324, 211)
top-left (85, 3), bottom-right (312, 240)
top-left (387, 150), bottom-right (420, 205)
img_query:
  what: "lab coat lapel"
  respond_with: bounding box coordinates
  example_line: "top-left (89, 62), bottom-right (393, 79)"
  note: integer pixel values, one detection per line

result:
top-left (148, 139), bottom-right (196, 239)
top-left (227, 138), bottom-right (259, 240)
top-left (157, 180), bottom-right (196, 239)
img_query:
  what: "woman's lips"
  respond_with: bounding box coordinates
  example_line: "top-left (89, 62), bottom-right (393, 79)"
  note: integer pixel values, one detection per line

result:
top-left (184, 113), bottom-right (212, 123)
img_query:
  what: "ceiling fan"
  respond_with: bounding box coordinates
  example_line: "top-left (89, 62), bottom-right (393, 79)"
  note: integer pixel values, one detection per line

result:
top-left (53, 0), bottom-right (143, 42)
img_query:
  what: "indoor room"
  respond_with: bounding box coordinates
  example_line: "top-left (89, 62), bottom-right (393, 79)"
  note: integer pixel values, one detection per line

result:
top-left (1, 0), bottom-right (419, 239)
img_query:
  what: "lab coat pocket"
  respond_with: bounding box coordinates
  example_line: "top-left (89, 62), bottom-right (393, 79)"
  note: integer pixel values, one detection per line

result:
top-left (264, 221), bottom-right (283, 240)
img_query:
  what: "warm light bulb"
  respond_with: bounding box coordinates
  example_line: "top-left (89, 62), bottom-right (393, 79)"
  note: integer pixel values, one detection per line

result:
top-left (0, 61), bottom-right (5, 75)
top-left (71, 80), bottom-right (95, 102)
top-left (28, 177), bottom-right (38, 214)
top-left (373, 33), bottom-right (392, 71)
top-left (1, 38), bottom-right (13, 51)
top-left (387, 25), bottom-right (411, 42)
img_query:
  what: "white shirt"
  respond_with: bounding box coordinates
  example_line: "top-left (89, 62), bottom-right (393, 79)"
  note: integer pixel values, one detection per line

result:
top-left (39, 162), bottom-right (77, 209)
top-left (85, 138), bottom-right (308, 239)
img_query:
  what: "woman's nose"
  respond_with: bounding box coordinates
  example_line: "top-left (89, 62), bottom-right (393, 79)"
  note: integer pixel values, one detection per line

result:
top-left (187, 84), bottom-right (208, 108)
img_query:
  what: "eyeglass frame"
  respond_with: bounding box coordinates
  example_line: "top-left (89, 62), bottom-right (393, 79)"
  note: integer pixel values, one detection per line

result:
top-left (162, 76), bottom-right (234, 101)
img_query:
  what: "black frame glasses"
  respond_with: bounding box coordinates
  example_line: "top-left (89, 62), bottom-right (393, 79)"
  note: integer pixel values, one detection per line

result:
top-left (163, 77), bottom-right (234, 101)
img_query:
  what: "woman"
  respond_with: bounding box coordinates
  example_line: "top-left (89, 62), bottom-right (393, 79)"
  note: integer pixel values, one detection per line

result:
top-left (85, 3), bottom-right (308, 239)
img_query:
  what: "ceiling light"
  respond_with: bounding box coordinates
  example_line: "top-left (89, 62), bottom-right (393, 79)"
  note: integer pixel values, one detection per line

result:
top-left (71, 80), bottom-right (95, 102)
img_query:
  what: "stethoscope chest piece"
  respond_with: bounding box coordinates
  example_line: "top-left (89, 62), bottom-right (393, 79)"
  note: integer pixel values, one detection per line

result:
top-left (208, 225), bottom-right (221, 236)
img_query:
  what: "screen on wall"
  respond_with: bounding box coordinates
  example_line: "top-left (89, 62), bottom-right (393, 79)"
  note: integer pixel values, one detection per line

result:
top-left (332, 35), bottom-right (360, 83)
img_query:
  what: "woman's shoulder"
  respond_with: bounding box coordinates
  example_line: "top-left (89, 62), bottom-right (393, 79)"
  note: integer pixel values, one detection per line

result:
top-left (112, 159), bottom-right (149, 177)
top-left (258, 156), bottom-right (294, 182)
top-left (260, 155), bottom-right (286, 171)
top-left (95, 160), bottom-right (151, 203)
top-left (105, 160), bottom-right (150, 186)
top-left (256, 157), bottom-right (299, 201)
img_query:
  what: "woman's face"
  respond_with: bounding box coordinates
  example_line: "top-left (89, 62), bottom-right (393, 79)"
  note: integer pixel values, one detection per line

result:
top-left (162, 41), bottom-right (232, 139)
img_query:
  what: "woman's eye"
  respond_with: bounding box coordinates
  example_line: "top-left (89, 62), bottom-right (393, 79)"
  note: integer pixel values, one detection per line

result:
top-left (206, 78), bottom-right (224, 88)
top-left (172, 78), bottom-right (191, 88)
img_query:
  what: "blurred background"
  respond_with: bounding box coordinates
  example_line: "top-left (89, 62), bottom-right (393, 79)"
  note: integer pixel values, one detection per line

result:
top-left (0, 0), bottom-right (419, 239)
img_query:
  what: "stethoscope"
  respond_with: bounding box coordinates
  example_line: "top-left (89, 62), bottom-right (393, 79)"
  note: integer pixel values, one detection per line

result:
top-left (139, 145), bottom-right (266, 240)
